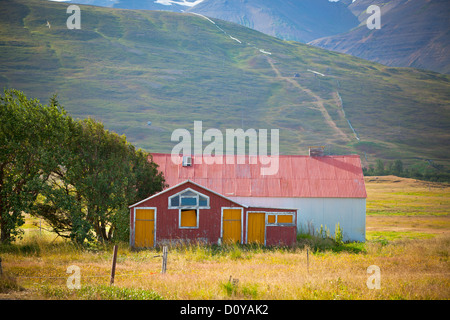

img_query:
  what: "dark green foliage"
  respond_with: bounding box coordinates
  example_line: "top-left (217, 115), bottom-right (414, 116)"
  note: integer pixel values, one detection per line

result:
top-left (36, 117), bottom-right (165, 244)
top-left (0, 89), bottom-right (70, 243)
top-left (0, 89), bottom-right (165, 244)
top-left (375, 159), bottom-right (385, 176)
top-left (363, 159), bottom-right (450, 182)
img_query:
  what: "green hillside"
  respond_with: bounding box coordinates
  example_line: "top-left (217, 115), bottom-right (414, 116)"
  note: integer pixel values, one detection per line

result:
top-left (1, 0), bottom-right (449, 169)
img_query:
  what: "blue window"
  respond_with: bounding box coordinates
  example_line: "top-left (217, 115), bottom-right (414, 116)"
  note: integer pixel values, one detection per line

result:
top-left (199, 195), bottom-right (208, 207)
top-left (181, 197), bottom-right (197, 206)
top-left (170, 195), bottom-right (179, 207)
top-left (168, 188), bottom-right (210, 209)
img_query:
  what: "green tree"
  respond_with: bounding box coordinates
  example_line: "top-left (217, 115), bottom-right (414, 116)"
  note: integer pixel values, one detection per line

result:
top-left (375, 159), bottom-right (385, 175)
top-left (34, 118), bottom-right (93, 244)
top-left (36, 118), bottom-right (165, 244)
top-left (0, 89), bottom-right (165, 245)
top-left (0, 89), bottom-right (70, 243)
top-left (392, 159), bottom-right (404, 176)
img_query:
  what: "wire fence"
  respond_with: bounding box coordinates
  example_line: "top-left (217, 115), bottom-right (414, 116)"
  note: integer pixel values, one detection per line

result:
top-left (16, 270), bottom-right (160, 280)
top-left (1, 245), bottom-right (169, 287)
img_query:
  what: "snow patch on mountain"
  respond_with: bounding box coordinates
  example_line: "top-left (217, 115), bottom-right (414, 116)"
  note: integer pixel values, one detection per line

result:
top-left (155, 0), bottom-right (205, 7)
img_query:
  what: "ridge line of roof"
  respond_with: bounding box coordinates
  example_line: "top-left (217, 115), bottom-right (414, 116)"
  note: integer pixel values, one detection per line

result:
top-left (150, 153), bottom-right (361, 158)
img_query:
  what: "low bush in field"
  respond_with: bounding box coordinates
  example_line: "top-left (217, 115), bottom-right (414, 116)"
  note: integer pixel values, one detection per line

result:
top-left (39, 284), bottom-right (163, 300)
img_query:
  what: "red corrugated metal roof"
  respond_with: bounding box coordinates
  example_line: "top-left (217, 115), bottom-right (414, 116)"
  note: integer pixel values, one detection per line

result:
top-left (150, 154), bottom-right (367, 198)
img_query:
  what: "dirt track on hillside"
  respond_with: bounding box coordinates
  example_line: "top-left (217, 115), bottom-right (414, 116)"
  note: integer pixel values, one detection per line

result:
top-left (266, 57), bottom-right (350, 141)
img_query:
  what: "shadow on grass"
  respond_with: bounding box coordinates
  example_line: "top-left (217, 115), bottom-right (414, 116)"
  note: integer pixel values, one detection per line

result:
top-left (155, 237), bottom-right (366, 259)
top-left (0, 234), bottom-right (366, 261)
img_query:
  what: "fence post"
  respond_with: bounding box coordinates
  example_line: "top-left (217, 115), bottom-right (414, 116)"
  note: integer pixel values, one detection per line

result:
top-left (307, 249), bottom-right (309, 274)
top-left (0, 257), bottom-right (3, 276)
top-left (110, 245), bottom-right (118, 286)
top-left (161, 246), bottom-right (168, 274)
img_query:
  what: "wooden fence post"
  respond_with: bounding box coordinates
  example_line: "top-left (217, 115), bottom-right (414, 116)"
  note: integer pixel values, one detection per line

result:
top-left (161, 246), bottom-right (168, 274)
top-left (110, 245), bottom-right (118, 286)
top-left (0, 257), bottom-right (3, 276)
top-left (307, 249), bottom-right (309, 274)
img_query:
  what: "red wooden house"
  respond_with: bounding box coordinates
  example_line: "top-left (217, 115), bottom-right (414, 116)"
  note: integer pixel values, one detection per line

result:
top-left (149, 152), bottom-right (367, 242)
top-left (129, 180), bottom-right (297, 248)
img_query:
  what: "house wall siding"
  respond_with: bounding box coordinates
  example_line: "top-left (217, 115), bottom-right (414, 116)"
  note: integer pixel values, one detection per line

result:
top-left (266, 226), bottom-right (297, 246)
top-left (130, 182), bottom-right (298, 247)
top-left (232, 196), bottom-right (366, 242)
top-left (131, 183), bottom-right (245, 246)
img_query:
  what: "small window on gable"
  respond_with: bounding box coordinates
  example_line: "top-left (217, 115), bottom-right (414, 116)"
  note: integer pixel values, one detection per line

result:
top-left (181, 190), bottom-right (197, 197)
top-left (169, 188), bottom-right (210, 209)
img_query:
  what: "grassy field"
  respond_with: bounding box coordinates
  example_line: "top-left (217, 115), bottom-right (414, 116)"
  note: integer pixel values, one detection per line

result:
top-left (366, 175), bottom-right (450, 243)
top-left (0, 175), bottom-right (449, 300)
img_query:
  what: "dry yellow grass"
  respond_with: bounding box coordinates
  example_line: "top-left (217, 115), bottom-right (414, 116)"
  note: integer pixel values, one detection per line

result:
top-left (365, 175), bottom-right (450, 243)
top-left (365, 175), bottom-right (450, 216)
top-left (1, 234), bottom-right (448, 300)
top-left (0, 175), bottom-right (449, 300)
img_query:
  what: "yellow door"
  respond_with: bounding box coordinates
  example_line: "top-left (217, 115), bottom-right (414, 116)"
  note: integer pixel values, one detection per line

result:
top-left (247, 212), bottom-right (265, 244)
top-left (222, 209), bottom-right (241, 244)
top-left (135, 209), bottom-right (155, 247)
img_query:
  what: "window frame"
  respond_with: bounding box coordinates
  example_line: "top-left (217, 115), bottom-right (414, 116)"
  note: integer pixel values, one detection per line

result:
top-left (179, 208), bottom-right (199, 229)
top-left (265, 212), bottom-right (295, 226)
top-left (168, 188), bottom-right (210, 210)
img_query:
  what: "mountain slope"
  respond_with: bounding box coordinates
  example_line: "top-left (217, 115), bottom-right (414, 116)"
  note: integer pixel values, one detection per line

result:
top-left (1, 0), bottom-right (450, 168)
top-left (51, 0), bottom-right (450, 74)
top-left (309, 0), bottom-right (450, 74)
top-left (62, 0), bottom-right (360, 43)
top-left (185, 0), bottom-right (359, 43)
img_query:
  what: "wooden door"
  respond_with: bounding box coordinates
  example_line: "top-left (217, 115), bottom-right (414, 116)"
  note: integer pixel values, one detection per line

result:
top-left (135, 208), bottom-right (155, 247)
top-left (247, 212), bottom-right (265, 244)
top-left (222, 208), bottom-right (241, 244)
